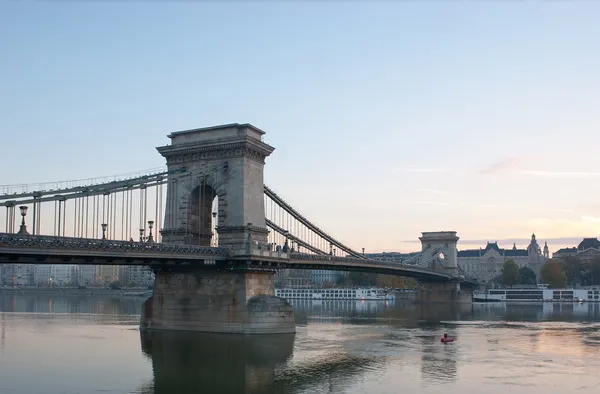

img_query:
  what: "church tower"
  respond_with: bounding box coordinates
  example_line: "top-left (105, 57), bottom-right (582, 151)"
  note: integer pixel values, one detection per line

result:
top-left (527, 234), bottom-right (541, 256)
top-left (543, 241), bottom-right (549, 259)
top-left (527, 233), bottom-right (544, 269)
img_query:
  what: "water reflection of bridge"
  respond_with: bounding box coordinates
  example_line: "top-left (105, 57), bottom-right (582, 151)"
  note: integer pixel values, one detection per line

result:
top-left (290, 299), bottom-right (474, 327)
top-left (136, 301), bottom-right (469, 393)
top-left (138, 331), bottom-right (379, 394)
top-left (472, 302), bottom-right (600, 322)
top-left (0, 292), bottom-right (142, 320)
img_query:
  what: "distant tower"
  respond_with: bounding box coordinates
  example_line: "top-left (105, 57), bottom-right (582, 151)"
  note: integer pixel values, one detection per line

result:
top-left (527, 233), bottom-right (540, 255)
top-left (543, 241), bottom-right (549, 259)
top-left (527, 233), bottom-right (543, 271)
top-left (512, 242), bottom-right (517, 250)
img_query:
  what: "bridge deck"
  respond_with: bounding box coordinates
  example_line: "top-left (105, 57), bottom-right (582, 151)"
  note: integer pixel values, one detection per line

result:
top-left (0, 234), bottom-right (464, 282)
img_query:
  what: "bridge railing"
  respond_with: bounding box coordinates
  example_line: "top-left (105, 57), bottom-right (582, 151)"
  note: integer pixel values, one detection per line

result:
top-left (231, 245), bottom-right (290, 260)
top-left (288, 253), bottom-right (452, 276)
top-left (0, 233), bottom-right (229, 257)
top-left (0, 167), bottom-right (177, 199)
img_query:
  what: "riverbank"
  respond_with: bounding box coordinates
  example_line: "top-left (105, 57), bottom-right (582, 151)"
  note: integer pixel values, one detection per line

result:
top-left (0, 287), bottom-right (416, 300)
top-left (0, 287), bottom-right (152, 297)
top-left (393, 291), bottom-right (416, 300)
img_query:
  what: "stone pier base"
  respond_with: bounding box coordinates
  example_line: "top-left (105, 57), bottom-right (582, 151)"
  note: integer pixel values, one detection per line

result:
top-left (416, 281), bottom-right (472, 303)
top-left (140, 269), bottom-right (295, 334)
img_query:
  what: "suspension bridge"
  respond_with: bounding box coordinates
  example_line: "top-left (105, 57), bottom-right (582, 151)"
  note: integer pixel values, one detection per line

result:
top-left (0, 123), bottom-right (475, 334)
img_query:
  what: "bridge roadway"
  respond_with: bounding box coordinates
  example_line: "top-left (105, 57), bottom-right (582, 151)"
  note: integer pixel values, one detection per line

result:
top-left (0, 233), bottom-right (457, 283)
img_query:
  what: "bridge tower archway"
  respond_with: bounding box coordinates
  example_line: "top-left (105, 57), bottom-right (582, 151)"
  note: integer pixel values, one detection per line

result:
top-left (418, 231), bottom-right (460, 276)
top-left (157, 123), bottom-right (274, 250)
top-left (188, 181), bottom-right (217, 247)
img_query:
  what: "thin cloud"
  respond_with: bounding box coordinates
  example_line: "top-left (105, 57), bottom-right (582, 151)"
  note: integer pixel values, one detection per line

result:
top-left (412, 200), bottom-right (450, 206)
top-left (411, 201), bottom-right (496, 209)
top-left (458, 202), bottom-right (497, 209)
top-left (402, 236), bottom-right (593, 245)
top-left (415, 188), bottom-right (448, 195)
top-left (481, 156), bottom-right (600, 179)
top-left (582, 215), bottom-right (600, 223)
top-left (534, 207), bottom-right (574, 214)
top-left (517, 170), bottom-right (600, 179)
top-left (481, 156), bottom-right (535, 175)
top-left (401, 165), bottom-right (450, 173)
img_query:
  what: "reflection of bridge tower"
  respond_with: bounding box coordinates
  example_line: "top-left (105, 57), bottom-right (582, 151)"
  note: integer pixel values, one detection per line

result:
top-left (1, 312), bottom-right (5, 351)
top-left (140, 331), bottom-right (294, 393)
top-left (419, 231), bottom-right (459, 276)
top-left (157, 123), bottom-right (274, 250)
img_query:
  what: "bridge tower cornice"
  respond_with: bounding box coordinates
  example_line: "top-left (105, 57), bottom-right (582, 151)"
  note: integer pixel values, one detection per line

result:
top-left (157, 137), bottom-right (275, 166)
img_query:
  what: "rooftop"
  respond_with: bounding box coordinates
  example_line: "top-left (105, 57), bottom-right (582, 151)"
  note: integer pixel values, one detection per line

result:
top-left (169, 123), bottom-right (266, 138)
top-left (578, 238), bottom-right (600, 251)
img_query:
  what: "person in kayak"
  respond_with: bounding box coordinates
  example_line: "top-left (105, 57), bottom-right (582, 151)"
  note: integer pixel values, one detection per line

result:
top-left (441, 333), bottom-right (454, 343)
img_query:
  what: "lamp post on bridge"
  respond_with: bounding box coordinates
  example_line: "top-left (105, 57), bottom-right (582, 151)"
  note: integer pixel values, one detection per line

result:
top-left (282, 230), bottom-right (290, 252)
top-left (101, 223), bottom-right (107, 240)
top-left (147, 221), bottom-right (154, 243)
top-left (139, 228), bottom-right (145, 242)
top-left (212, 211), bottom-right (217, 246)
top-left (17, 206), bottom-right (29, 235)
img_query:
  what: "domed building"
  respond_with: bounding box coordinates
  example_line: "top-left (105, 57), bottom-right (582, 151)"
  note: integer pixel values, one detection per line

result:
top-left (553, 238), bottom-right (600, 262)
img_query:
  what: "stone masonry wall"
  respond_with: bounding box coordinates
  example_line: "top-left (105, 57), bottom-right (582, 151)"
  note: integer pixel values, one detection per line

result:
top-left (141, 269), bottom-right (295, 334)
top-left (417, 281), bottom-right (472, 303)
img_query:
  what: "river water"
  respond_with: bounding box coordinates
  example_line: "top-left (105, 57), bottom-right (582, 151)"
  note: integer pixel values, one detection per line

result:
top-left (0, 294), bottom-right (599, 394)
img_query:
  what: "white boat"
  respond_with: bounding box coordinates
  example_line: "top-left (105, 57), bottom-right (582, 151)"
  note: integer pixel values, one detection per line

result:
top-left (275, 287), bottom-right (395, 301)
top-left (474, 287), bottom-right (600, 302)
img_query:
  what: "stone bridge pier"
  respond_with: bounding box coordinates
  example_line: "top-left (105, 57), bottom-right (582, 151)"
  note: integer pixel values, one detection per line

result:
top-left (416, 281), bottom-right (472, 303)
top-left (140, 268), bottom-right (295, 334)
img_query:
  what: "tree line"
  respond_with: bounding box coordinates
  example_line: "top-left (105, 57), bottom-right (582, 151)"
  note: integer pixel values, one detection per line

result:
top-left (497, 259), bottom-right (537, 287)
top-left (541, 256), bottom-right (600, 288)
top-left (499, 256), bottom-right (600, 288)
top-left (321, 272), bottom-right (417, 289)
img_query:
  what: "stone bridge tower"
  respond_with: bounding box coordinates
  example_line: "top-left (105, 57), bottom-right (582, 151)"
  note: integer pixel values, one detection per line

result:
top-left (418, 231), bottom-right (460, 276)
top-left (156, 123), bottom-right (274, 250)
top-left (145, 124), bottom-right (295, 335)
top-left (416, 231), bottom-right (470, 303)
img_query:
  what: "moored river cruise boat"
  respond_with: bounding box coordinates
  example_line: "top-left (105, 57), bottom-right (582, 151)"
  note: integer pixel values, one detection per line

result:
top-left (474, 287), bottom-right (600, 302)
top-left (275, 288), bottom-right (395, 301)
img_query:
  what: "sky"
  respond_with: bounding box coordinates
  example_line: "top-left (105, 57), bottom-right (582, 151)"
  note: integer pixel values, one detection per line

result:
top-left (1, 1), bottom-right (600, 254)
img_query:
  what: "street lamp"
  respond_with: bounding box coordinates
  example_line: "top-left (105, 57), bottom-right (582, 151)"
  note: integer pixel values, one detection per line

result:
top-left (139, 228), bottom-right (145, 242)
top-left (101, 223), bottom-right (107, 240)
top-left (147, 221), bottom-right (154, 243)
top-left (17, 206), bottom-right (29, 235)
top-left (212, 212), bottom-right (217, 246)
top-left (282, 230), bottom-right (290, 252)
